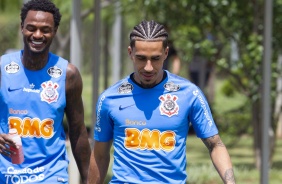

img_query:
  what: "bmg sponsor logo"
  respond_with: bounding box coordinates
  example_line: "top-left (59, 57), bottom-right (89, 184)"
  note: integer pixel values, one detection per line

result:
top-left (9, 117), bottom-right (54, 138)
top-left (124, 128), bottom-right (176, 151)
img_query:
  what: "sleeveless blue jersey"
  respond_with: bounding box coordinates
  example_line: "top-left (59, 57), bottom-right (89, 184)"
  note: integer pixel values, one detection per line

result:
top-left (0, 51), bottom-right (69, 184)
top-left (94, 71), bottom-right (218, 184)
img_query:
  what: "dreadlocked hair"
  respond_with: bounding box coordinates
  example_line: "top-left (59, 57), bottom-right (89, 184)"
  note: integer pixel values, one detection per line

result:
top-left (129, 20), bottom-right (168, 48)
top-left (21, 0), bottom-right (61, 28)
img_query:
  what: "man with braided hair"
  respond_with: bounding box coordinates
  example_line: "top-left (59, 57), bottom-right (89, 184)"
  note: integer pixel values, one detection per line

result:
top-left (0, 0), bottom-right (91, 183)
top-left (88, 20), bottom-right (235, 184)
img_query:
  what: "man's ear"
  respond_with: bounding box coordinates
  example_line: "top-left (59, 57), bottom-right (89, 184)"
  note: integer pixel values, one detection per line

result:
top-left (164, 46), bottom-right (169, 59)
top-left (21, 22), bottom-right (23, 32)
top-left (128, 46), bottom-right (133, 59)
top-left (54, 27), bottom-right (58, 34)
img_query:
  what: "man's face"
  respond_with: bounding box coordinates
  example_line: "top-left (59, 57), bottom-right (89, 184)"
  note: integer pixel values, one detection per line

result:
top-left (21, 10), bottom-right (57, 54)
top-left (128, 40), bottom-right (168, 88)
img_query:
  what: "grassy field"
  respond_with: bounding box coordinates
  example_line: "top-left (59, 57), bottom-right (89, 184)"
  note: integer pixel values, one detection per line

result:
top-left (186, 135), bottom-right (282, 184)
top-left (185, 79), bottom-right (282, 183)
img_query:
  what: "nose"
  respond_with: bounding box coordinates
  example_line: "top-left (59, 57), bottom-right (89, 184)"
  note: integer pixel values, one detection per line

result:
top-left (144, 60), bottom-right (153, 71)
top-left (32, 29), bottom-right (43, 39)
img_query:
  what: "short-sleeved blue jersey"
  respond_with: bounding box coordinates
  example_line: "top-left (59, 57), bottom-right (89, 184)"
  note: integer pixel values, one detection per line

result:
top-left (94, 71), bottom-right (218, 184)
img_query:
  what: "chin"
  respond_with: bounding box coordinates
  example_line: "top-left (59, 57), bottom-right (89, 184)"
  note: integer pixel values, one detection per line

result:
top-left (140, 82), bottom-right (156, 89)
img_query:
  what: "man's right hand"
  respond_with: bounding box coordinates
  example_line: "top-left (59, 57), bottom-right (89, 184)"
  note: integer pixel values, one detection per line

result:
top-left (0, 134), bottom-right (17, 157)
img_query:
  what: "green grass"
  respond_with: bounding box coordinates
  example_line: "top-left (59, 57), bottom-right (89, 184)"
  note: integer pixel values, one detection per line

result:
top-left (81, 74), bottom-right (93, 127)
top-left (103, 136), bottom-right (282, 184)
top-left (81, 74), bottom-right (108, 127)
top-left (213, 79), bottom-right (248, 114)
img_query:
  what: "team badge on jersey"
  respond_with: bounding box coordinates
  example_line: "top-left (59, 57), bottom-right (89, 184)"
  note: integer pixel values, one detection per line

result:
top-left (5, 61), bottom-right (20, 74)
top-left (164, 82), bottom-right (180, 92)
top-left (118, 82), bottom-right (133, 94)
top-left (40, 81), bottom-right (59, 104)
top-left (47, 66), bottom-right (63, 78)
top-left (159, 94), bottom-right (179, 117)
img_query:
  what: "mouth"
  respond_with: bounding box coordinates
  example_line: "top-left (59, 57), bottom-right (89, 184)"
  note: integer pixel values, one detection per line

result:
top-left (30, 40), bottom-right (45, 50)
top-left (32, 40), bottom-right (44, 45)
top-left (142, 73), bottom-right (154, 81)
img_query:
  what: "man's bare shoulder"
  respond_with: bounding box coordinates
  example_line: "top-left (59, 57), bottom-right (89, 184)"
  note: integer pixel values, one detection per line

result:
top-left (66, 63), bottom-right (81, 83)
top-left (65, 63), bottom-right (82, 92)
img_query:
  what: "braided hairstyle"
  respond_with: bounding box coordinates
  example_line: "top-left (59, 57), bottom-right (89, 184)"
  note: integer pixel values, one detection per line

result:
top-left (21, 0), bottom-right (62, 28)
top-left (129, 20), bottom-right (169, 49)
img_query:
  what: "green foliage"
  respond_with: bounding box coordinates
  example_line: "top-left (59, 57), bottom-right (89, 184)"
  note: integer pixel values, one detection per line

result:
top-left (216, 106), bottom-right (252, 145)
top-left (221, 80), bottom-right (236, 97)
top-left (0, 0), bottom-right (21, 13)
top-left (0, 0), bottom-right (22, 54)
top-left (213, 79), bottom-right (251, 145)
top-left (0, 18), bottom-right (20, 54)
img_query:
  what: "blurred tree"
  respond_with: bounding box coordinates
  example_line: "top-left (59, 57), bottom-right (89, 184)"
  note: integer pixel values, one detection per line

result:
top-left (273, 0), bottom-right (282, 139)
top-left (0, 0), bottom-right (21, 54)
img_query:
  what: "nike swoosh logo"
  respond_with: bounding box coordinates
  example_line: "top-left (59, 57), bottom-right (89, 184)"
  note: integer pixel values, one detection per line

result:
top-left (8, 87), bottom-right (22, 92)
top-left (119, 104), bottom-right (135, 110)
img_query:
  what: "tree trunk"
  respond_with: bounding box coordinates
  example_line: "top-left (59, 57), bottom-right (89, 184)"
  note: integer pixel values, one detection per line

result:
top-left (275, 53), bottom-right (282, 138)
top-left (206, 65), bottom-right (215, 104)
top-left (252, 99), bottom-right (276, 169)
top-left (103, 22), bottom-right (110, 90)
top-left (53, 30), bottom-right (70, 58)
top-left (252, 100), bottom-right (261, 169)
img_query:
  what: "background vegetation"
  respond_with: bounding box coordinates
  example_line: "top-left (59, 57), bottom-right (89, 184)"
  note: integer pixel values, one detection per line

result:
top-left (1, 0), bottom-right (282, 183)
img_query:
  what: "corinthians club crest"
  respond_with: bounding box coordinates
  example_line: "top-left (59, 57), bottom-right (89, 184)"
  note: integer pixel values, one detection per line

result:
top-left (40, 81), bottom-right (59, 104)
top-left (159, 94), bottom-right (179, 117)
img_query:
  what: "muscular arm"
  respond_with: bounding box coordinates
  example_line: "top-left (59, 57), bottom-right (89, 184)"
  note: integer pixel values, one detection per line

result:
top-left (88, 140), bottom-right (112, 184)
top-left (65, 63), bottom-right (90, 184)
top-left (201, 134), bottom-right (236, 184)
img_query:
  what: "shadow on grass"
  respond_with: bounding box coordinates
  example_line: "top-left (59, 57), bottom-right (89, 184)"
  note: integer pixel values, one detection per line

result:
top-left (230, 152), bottom-right (253, 158)
top-left (233, 162), bottom-right (256, 170)
top-left (232, 160), bottom-right (282, 170)
top-left (272, 160), bottom-right (282, 170)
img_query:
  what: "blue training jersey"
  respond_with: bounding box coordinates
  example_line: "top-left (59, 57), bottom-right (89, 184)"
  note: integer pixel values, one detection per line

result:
top-left (0, 51), bottom-right (69, 184)
top-left (94, 71), bottom-right (218, 184)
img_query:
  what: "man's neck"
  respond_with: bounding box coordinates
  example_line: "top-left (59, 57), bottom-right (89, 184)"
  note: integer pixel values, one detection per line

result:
top-left (21, 50), bottom-right (49, 71)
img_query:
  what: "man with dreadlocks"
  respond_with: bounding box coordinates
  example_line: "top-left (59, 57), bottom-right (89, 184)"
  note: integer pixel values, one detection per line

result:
top-left (0, 0), bottom-right (91, 183)
top-left (88, 20), bottom-right (235, 184)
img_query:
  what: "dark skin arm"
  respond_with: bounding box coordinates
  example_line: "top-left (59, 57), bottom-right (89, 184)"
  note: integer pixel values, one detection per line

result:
top-left (202, 134), bottom-right (236, 184)
top-left (88, 140), bottom-right (112, 184)
top-left (0, 134), bottom-right (17, 156)
top-left (65, 63), bottom-right (90, 184)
